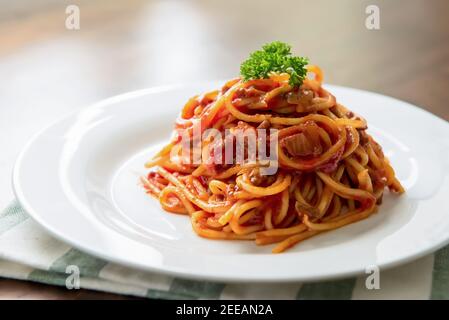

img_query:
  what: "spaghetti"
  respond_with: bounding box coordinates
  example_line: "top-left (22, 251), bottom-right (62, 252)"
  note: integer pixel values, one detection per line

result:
top-left (142, 65), bottom-right (404, 253)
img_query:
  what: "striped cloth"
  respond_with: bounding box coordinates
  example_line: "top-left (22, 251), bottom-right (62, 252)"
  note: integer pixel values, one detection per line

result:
top-left (1, 200), bottom-right (448, 299)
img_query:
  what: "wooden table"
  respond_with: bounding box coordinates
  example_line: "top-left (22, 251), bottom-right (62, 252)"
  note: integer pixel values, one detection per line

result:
top-left (1, 0), bottom-right (448, 299)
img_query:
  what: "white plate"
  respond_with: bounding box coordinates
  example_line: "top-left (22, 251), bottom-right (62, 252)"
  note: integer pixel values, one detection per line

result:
top-left (13, 82), bottom-right (449, 282)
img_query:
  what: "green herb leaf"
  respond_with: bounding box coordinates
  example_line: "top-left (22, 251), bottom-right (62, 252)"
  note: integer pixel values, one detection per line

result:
top-left (240, 41), bottom-right (309, 87)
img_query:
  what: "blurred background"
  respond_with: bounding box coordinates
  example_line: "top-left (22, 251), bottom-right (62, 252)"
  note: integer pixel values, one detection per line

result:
top-left (0, 0), bottom-right (448, 298)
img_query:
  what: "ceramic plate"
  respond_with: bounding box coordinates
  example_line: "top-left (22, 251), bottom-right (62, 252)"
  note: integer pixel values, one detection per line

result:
top-left (13, 82), bottom-right (449, 282)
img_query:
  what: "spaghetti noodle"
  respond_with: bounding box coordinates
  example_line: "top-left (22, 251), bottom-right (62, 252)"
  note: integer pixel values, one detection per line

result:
top-left (142, 64), bottom-right (404, 253)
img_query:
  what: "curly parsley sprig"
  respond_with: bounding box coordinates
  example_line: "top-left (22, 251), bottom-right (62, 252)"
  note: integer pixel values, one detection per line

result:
top-left (240, 41), bottom-right (309, 87)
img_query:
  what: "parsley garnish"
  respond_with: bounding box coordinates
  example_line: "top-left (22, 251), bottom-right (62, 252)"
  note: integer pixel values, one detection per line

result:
top-left (240, 41), bottom-right (309, 87)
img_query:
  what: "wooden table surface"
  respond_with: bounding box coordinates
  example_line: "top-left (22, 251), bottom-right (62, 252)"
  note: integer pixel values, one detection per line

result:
top-left (0, 0), bottom-right (448, 299)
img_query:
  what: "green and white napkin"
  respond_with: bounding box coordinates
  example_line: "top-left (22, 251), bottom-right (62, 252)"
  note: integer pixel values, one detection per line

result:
top-left (1, 200), bottom-right (448, 299)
